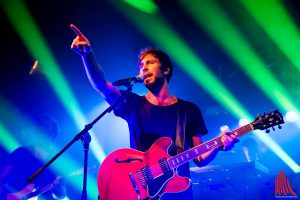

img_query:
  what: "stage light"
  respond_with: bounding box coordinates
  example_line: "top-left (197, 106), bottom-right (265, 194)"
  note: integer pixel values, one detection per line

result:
top-left (220, 125), bottom-right (230, 132)
top-left (284, 111), bottom-right (298, 123)
top-left (239, 118), bottom-right (250, 127)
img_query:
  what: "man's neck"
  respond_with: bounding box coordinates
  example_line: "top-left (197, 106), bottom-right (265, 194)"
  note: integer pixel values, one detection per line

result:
top-left (146, 82), bottom-right (177, 106)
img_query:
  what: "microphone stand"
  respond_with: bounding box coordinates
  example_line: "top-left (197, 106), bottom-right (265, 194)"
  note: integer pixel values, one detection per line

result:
top-left (28, 84), bottom-right (134, 200)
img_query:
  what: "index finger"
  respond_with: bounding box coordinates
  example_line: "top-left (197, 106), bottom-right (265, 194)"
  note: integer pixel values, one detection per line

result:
top-left (70, 24), bottom-right (83, 36)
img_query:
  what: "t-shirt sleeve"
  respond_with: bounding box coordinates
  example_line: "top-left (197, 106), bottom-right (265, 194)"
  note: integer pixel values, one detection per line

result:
top-left (113, 91), bottom-right (137, 120)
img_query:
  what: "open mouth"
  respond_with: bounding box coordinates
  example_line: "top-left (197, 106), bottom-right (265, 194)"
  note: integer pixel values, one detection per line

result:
top-left (143, 73), bottom-right (152, 79)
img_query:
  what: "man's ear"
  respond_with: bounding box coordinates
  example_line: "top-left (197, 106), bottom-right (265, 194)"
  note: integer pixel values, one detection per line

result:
top-left (163, 67), bottom-right (170, 75)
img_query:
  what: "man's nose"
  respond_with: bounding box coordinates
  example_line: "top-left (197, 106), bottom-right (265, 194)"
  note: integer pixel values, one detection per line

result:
top-left (141, 67), bottom-right (148, 73)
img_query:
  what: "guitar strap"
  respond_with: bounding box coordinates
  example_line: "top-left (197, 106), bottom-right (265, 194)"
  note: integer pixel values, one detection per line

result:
top-left (175, 105), bottom-right (186, 154)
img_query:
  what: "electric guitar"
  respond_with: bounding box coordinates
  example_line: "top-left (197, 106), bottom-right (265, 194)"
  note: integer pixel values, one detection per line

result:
top-left (97, 110), bottom-right (284, 200)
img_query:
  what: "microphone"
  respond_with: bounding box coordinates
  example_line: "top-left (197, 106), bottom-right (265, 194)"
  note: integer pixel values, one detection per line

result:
top-left (112, 74), bottom-right (144, 86)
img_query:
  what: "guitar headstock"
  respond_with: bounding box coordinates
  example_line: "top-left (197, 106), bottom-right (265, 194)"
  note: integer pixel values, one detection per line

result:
top-left (252, 110), bottom-right (284, 133)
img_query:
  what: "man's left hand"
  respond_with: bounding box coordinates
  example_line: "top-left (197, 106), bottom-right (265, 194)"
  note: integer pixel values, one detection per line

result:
top-left (219, 132), bottom-right (239, 151)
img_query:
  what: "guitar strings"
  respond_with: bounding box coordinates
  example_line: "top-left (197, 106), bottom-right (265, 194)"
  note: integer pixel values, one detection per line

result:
top-left (134, 125), bottom-right (253, 182)
top-left (131, 114), bottom-right (280, 188)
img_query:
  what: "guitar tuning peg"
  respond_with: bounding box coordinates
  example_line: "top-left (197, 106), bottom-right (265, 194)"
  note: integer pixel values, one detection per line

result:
top-left (265, 129), bottom-right (270, 133)
top-left (278, 125), bottom-right (282, 129)
top-left (272, 127), bottom-right (275, 131)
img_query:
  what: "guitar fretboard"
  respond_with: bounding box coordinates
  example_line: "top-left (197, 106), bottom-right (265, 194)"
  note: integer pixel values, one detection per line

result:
top-left (168, 123), bottom-right (254, 169)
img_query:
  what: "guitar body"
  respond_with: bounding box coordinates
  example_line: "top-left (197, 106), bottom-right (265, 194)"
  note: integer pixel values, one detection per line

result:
top-left (98, 137), bottom-right (190, 200)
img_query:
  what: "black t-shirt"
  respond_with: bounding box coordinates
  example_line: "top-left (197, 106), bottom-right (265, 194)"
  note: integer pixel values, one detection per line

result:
top-left (115, 92), bottom-right (208, 151)
top-left (114, 92), bottom-right (208, 199)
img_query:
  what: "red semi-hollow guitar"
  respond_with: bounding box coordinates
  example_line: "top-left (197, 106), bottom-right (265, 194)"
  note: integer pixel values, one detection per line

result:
top-left (98, 110), bottom-right (284, 200)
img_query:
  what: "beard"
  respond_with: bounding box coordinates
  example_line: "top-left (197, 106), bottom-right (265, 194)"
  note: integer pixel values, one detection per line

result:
top-left (145, 76), bottom-right (165, 94)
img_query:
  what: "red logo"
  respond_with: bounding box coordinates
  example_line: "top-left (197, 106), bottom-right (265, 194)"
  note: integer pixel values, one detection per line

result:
top-left (275, 171), bottom-right (298, 198)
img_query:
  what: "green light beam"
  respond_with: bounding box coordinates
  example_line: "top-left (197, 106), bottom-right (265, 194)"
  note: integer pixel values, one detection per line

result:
top-left (1, 0), bottom-right (100, 195)
top-left (240, 0), bottom-right (300, 129)
top-left (179, 0), bottom-right (299, 114)
top-left (0, 95), bottom-right (99, 193)
top-left (179, 0), bottom-right (300, 173)
top-left (241, 0), bottom-right (300, 73)
top-left (254, 131), bottom-right (300, 173)
top-left (1, 0), bottom-right (106, 163)
top-left (0, 123), bottom-right (19, 152)
top-left (0, 96), bottom-right (21, 152)
top-left (108, 0), bottom-right (252, 121)
top-left (123, 0), bottom-right (158, 14)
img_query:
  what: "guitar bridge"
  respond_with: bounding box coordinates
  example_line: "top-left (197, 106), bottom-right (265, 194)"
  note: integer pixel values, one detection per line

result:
top-left (136, 170), bottom-right (147, 189)
top-left (158, 158), bottom-right (171, 174)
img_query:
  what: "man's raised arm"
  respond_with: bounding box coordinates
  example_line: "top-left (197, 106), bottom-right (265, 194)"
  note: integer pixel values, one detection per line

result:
top-left (70, 24), bottom-right (120, 104)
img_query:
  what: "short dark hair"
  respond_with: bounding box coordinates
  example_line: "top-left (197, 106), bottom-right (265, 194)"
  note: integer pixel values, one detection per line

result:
top-left (138, 48), bottom-right (173, 82)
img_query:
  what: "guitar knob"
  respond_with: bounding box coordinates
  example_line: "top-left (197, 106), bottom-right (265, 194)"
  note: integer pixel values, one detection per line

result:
top-left (257, 114), bottom-right (262, 120)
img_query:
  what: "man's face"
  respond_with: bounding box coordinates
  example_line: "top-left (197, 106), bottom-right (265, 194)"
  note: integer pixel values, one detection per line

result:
top-left (139, 54), bottom-right (164, 86)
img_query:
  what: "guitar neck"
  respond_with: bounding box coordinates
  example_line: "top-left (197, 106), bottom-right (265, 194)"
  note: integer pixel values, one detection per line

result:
top-left (168, 123), bottom-right (254, 169)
